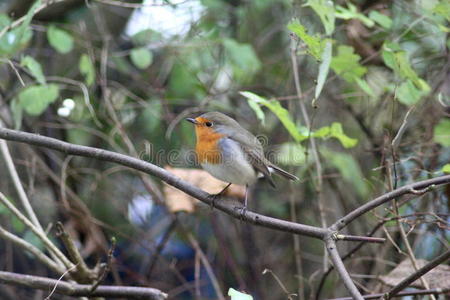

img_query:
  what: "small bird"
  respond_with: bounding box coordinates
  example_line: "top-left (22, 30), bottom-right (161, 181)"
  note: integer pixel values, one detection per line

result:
top-left (186, 111), bottom-right (298, 210)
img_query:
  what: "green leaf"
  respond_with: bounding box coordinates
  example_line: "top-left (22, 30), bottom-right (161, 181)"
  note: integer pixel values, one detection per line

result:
top-left (331, 45), bottom-right (367, 82)
top-left (130, 47), bottom-right (153, 69)
top-left (442, 164), bottom-right (450, 173)
top-left (368, 11), bottom-right (392, 29)
top-left (223, 39), bottom-right (261, 82)
top-left (18, 84), bottom-right (59, 116)
top-left (275, 143), bottom-right (306, 166)
top-left (335, 3), bottom-right (374, 27)
top-left (21, 55), bottom-right (46, 85)
top-left (304, 0), bottom-right (335, 35)
top-left (396, 80), bottom-right (425, 105)
top-left (247, 97), bottom-right (265, 125)
top-left (313, 122), bottom-right (358, 148)
top-left (47, 25), bottom-right (74, 54)
top-left (315, 40), bottom-right (332, 99)
top-left (240, 91), bottom-right (307, 142)
top-left (228, 288), bottom-right (253, 300)
top-left (79, 54), bottom-right (95, 86)
top-left (287, 19), bottom-right (326, 61)
top-left (0, 8), bottom-right (36, 57)
top-left (323, 150), bottom-right (368, 197)
top-left (131, 29), bottom-right (162, 46)
top-left (382, 42), bottom-right (430, 92)
top-left (433, 1), bottom-right (450, 21)
top-left (433, 119), bottom-right (450, 147)
top-left (355, 77), bottom-right (375, 97)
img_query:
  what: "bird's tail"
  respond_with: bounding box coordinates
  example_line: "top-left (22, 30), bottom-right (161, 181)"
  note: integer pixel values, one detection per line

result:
top-left (269, 164), bottom-right (299, 181)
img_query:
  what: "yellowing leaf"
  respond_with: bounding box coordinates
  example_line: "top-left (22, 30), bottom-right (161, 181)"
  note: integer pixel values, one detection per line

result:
top-left (442, 164), bottom-right (450, 173)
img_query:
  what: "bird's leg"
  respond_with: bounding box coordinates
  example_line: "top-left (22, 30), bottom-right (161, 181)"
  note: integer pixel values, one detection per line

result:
top-left (209, 183), bottom-right (232, 209)
top-left (239, 184), bottom-right (249, 219)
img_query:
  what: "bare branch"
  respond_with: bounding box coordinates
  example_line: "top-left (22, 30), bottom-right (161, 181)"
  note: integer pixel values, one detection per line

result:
top-left (0, 271), bottom-right (167, 299)
top-left (331, 178), bottom-right (449, 231)
top-left (384, 249), bottom-right (450, 299)
top-left (326, 287), bottom-right (450, 300)
top-left (325, 238), bottom-right (364, 300)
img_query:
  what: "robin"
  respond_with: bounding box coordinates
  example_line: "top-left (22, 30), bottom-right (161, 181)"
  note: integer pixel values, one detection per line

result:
top-left (186, 111), bottom-right (298, 210)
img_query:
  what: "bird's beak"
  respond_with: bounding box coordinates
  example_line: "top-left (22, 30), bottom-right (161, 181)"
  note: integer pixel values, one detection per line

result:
top-left (186, 118), bottom-right (199, 125)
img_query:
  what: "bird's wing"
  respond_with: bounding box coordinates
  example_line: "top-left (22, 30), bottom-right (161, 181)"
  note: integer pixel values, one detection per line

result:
top-left (227, 130), bottom-right (276, 187)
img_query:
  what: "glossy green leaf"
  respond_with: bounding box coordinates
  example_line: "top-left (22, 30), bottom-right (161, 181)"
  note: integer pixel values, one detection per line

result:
top-left (369, 11), bottom-right (392, 29)
top-left (335, 3), bottom-right (374, 27)
top-left (228, 288), bottom-right (253, 300)
top-left (304, 0), bottom-right (335, 35)
top-left (323, 150), bottom-right (368, 197)
top-left (331, 45), bottom-right (367, 82)
top-left (130, 47), bottom-right (153, 69)
top-left (79, 54), bottom-right (95, 86)
top-left (287, 19), bottom-right (326, 61)
top-left (433, 119), bottom-right (450, 147)
top-left (21, 55), bottom-right (46, 85)
top-left (47, 25), bottom-right (74, 54)
top-left (18, 84), bottom-right (59, 116)
top-left (240, 91), bottom-right (307, 142)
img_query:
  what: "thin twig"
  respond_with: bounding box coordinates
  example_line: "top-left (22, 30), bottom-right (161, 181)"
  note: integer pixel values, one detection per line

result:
top-left (326, 287), bottom-right (450, 300)
top-left (0, 270), bottom-right (167, 299)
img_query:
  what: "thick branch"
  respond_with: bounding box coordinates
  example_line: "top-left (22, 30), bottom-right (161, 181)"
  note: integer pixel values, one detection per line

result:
top-left (331, 178), bottom-right (450, 231)
top-left (0, 128), bottom-right (327, 239)
top-left (0, 271), bottom-right (167, 299)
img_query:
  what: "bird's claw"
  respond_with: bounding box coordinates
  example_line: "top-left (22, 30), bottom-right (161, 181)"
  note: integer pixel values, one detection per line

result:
top-left (208, 193), bottom-right (220, 210)
top-left (235, 205), bottom-right (247, 220)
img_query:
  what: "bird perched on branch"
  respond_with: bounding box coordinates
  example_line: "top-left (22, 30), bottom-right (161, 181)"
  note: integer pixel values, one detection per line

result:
top-left (186, 111), bottom-right (298, 211)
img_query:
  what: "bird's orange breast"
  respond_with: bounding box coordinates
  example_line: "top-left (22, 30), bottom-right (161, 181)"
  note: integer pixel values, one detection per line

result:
top-left (194, 124), bottom-right (224, 164)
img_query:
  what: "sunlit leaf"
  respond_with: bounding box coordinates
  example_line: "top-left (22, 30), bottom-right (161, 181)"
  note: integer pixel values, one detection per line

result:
top-left (433, 119), bottom-right (450, 147)
top-left (18, 84), bottom-right (59, 116)
top-left (47, 25), bottom-right (74, 54)
top-left (442, 164), bottom-right (450, 173)
top-left (79, 54), bottom-right (95, 86)
top-left (313, 122), bottom-right (358, 148)
top-left (304, 0), bottom-right (335, 35)
top-left (130, 47), bottom-right (153, 69)
top-left (228, 288), bottom-right (253, 300)
top-left (240, 91), bottom-right (307, 142)
top-left (246, 97), bottom-right (265, 125)
top-left (287, 19), bottom-right (326, 61)
top-left (369, 11), bottom-right (392, 29)
top-left (335, 3), bottom-right (374, 27)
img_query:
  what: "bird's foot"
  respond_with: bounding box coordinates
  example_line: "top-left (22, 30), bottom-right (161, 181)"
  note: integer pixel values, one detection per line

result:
top-left (235, 205), bottom-right (248, 220)
top-left (208, 193), bottom-right (221, 210)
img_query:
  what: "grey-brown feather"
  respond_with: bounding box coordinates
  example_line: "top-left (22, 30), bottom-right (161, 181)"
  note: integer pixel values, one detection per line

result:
top-left (199, 112), bottom-right (299, 184)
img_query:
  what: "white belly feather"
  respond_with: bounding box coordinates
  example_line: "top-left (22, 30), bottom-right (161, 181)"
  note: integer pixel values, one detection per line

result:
top-left (201, 138), bottom-right (257, 185)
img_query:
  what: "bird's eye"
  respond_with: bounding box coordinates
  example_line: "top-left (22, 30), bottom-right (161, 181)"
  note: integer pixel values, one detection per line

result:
top-left (205, 121), bottom-right (213, 127)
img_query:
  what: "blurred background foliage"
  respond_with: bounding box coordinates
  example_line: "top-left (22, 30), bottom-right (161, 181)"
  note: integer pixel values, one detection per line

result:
top-left (0, 0), bottom-right (449, 299)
